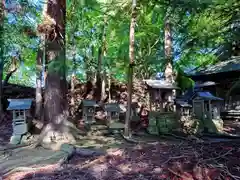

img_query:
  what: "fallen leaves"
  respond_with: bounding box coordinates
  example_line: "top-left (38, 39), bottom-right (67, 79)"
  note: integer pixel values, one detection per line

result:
top-left (2, 124), bottom-right (240, 180)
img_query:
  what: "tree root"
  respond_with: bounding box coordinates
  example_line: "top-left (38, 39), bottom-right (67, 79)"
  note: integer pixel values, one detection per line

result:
top-left (23, 119), bottom-right (86, 151)
top-left (2, 149), bottom-right (74, 178)
top-left (168, 168), bottom-right (194, 180)
top-left (0, 143), bottom-right (34, 152)
top-left (3, 163), bottom-right (60, 178)
top-left (120, 133), bottom-right (139, 143)
top-left (76, 155), bottom-right (108, 169)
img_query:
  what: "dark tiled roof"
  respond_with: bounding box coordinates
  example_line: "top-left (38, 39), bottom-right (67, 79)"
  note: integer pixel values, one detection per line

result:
top-left (188, 56), bottom-right (240, 76)
top-left (195, 81), bottom-right (217, 87)
top-left (195, 92), bottom-right (223, 101)
top-left (176, 100), bottom-right (192, 107)
top-left (178, 90), bottom-right (223, 101)
top-left (104, 103), bottom-right (121, 112)
top-left (143, 79), bottom-right (179, 89)
top-left (82, 100), bottom-right (97, 107)
top-left (7, 99), bottom-right (33, 110)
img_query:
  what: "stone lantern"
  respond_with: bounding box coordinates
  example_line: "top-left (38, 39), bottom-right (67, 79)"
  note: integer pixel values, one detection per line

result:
top-left (104, 103), bottom-right (124, 132)
top-left (7, 98), bottom-right (33, 144)
top-left (82, 100), bottom-right (97, 124)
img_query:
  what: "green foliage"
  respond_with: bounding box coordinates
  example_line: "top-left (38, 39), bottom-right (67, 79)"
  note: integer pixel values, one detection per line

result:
top-left (0, 1), bottom-right (40, 86)
top-left (2, 0), bottom-right (239, 90)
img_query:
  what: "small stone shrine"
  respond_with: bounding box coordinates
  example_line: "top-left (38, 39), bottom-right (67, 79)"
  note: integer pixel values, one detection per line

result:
top-left (192, 91), bottom-right (224, 133)
top-left (104, 103), bottom-right (124, 132)
top-left (176, 100), bottom-right (201, 134)
top-left (82, 100), bottom-right (97, 124)
top-left (143, 79), bottom-right (179, 112)
top-left (143, 79), bottom-right (180, 135)
top-left (7, 98), bottom-right (33, 144)
top-left (176, 100), bottom-right (192, 117)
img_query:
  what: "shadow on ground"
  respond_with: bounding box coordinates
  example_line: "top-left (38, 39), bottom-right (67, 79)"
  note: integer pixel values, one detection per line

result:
top-left (5, 140), bottom-right (240, 180)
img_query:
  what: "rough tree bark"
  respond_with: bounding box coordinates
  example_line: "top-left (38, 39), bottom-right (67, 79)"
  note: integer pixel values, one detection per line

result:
top-left (35, 36), bottom-right (44, 120)
top-left (0, 62), bottom-right (3, 117)
top-left (70, 51), bottom-right (76, 116)
top-left (108, 73), bottom-right (111, 102)
top-left (2, 56), bottom-right (19, 86)
top-left (96, 47), bottom-right (102, 101)
top-left (96, 17), bottom-right (107, 102)
top-left (124, 0), bottom-right (137, 137)
top-left (164, 15), bottom-right (174, 84)
top-left (85, 46), bottom-right (95, 83)
top-left (164, 12), bottom-right (176, 112)
top-left (0, 0), bottom-right (4, 116)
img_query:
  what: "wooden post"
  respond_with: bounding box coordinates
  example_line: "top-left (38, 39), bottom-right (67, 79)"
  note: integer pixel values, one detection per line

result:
top-left (201, 101), bottom-right (204, 120)
top-left (13, 110), bottom-right (15, 120)
top-left (173, 89), bottom-right (176, 112)
top-left (149, 91), bottom-right (152, 111)
top-left (23, 110), bottom-right (26, 122)
top-left (209, 100), bottom-right (212, 120)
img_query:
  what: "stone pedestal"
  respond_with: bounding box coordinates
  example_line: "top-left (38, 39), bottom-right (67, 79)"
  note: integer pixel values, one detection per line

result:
top-left (147, 112), bottom-right (179, 135)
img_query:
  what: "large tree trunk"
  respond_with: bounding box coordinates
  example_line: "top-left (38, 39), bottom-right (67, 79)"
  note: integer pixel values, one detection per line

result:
top-left (36, 0), bottom-right (75, 150)
top-left (124, 0), bottom-right (137, 137)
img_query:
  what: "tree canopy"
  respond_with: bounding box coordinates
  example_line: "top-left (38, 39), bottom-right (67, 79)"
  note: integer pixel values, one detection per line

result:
top-left (1, 0), bottom-right (239, 87)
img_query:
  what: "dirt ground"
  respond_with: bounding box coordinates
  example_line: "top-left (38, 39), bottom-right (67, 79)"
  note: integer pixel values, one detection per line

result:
top-left (224, 120), bottom-right (240, 135)
top-left (1, 114), bottom-right (240, 180)
top-left (3, 140), bottom-right (240, 180)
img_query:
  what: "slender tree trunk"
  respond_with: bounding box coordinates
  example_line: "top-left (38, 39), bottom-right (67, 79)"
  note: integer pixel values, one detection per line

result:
top-left (0, 0), bottom-right (4, 117)
top-left (85, 46), bottom-right (94, 83)
top-left (164, 16), bottom-right (173, 83)
top-left (124, 0), bottom-right (137, 137)
top-left (0, 62), bottom-right (3, 117)
top-left (35, 1), bottom-right (47, 120)
top-left (96, 46), bottom-right (102, 101)
top-left (164, 13), bottom-right (176, 112)
top-left (70, 52), bottom-right (76, 116)
top-left (70, 73), bottom-right (75, 104)
top-left (35, 36), bottom-right (44, 120)
top-left (101, 71), bottom-right (106, 101)
top-left (108, 73), bottom-right (111, 102)
top-left (96, 17), bottom-right (107, 102)
top-left (3, 56), bottom-right (18, 86)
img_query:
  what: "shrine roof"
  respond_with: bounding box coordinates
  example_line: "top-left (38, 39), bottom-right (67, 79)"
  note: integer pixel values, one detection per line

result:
top-left (82, 100), bottom-right (97, 107)
top-left (143, 79), bottom-right (179, 89)
top-left (7, 98), bottom-right (33, 110)
top-left (176, 100), bottom-right (192, 107)
top-left (187, 56), bottom-right (240, 77)
top-left (194, 81), bottom-right (217, 88)
top-left (104, 103), bottom-right (121, 112)
top-left (195, 91), bottom-right (224, 101)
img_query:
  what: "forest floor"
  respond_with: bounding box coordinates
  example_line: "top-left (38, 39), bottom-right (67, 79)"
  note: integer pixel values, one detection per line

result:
top-left (1, 114), bottom-right (240, 180)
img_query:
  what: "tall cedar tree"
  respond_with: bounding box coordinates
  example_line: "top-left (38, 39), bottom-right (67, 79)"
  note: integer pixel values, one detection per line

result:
top-left (124, 0), bottom-right (137, 137)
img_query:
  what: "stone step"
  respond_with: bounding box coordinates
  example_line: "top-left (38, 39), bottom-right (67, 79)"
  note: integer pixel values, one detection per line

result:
top-left (90, 125), bottom-right (108, 131)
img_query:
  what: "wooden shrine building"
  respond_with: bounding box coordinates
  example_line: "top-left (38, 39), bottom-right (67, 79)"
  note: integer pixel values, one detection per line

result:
top-left (187, 56), bottom-right (240, 119)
